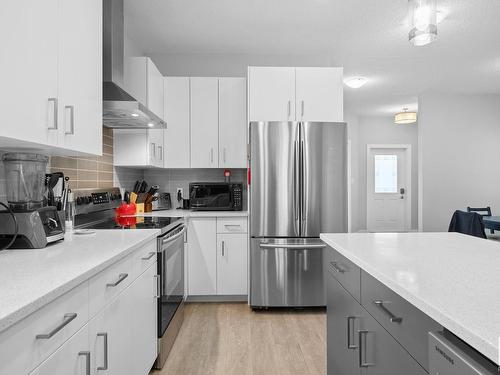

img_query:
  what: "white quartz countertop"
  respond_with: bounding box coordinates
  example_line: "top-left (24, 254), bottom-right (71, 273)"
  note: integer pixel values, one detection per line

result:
top-left (320, 232), bottom-right (500, 364)
top-left (136, 209), bottom-right (248, 218)
top-left (0, 229), bottom-right (160, 333)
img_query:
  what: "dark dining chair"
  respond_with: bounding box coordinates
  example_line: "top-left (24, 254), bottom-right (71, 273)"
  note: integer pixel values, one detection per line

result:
top-left (467, 206), bottom-right (494, 234)
top-left (448, 210), bottom-right (487, 239)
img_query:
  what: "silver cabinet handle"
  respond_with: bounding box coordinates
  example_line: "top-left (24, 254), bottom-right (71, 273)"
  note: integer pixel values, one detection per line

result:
top-left (154, 274), bottom-right (160, 299)
top-left (151, 143), bottom-right (156, 160)
top-left (301, 100), bottom-right (304, 118)
top-left (97, 332), bottom-right (108, 370)
top-left (106, 273), bottom-right (128, 287)
top-left (141, 251), bottom-right (156, 260)
top-left (329, 261), bottom-right (345, 273)
top-left (158, 146), bottom-right (163, 161)
top-left (36, 313), bottom-right (77, 339)
top-left (78, 351), bottom-right (91, 375)
top-left (223, 147), bottom-right (226, 163)
top-left (210, 148), bottom-right (214, 164)
top-left (222, 240), bottom-right (225, 257)
top-left (64, 105), bottom-right (75, 135)
top-left (347, 316), bottom-right (358, 349)
top-left (373, 300), bottom-right (403, 323)
top-left (224, 224), bottom-right (242, 231)
top-left (260, 243), bottom-right (326, 249)
top-left (48, 98), bottom-right (58, 130)
top-left (358, 330), bottom-right (375, 368)
top-left (287, 100), bottom-right (291, 118)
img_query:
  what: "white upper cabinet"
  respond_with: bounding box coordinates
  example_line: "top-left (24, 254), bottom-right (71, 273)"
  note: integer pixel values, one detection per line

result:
top-left (295, 67), bottom-right (343, 122)
top-left (0, 0), bottom-right (102, 155)
top-left (218, 78), bottom-right (247, 168)
top-left (248, 66), bottom-right (343, 122)
top-left (114, 129), bottom-right (164, 168)
top-left (190, 77), bottom-right (219, 168)
top-left (125, 57), bottom-right (164, 120)
top-left (164, 77), bottom-right (190, 168)
top-left (248, 67), bottom-right (296, 122)
top-left (58, 0), bottom-right (102, 155)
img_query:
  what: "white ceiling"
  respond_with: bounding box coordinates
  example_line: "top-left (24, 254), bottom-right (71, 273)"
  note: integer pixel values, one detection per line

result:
top-left (125, 0), bottom-right (500, 116)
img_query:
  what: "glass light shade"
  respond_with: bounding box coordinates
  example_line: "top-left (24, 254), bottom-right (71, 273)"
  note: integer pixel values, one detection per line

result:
top-left (344, 77), bottom-right (367, 89)
top-left (408, 0), bottom-right (437, 46)
top-left (394, 111), bottom-right (417, 124)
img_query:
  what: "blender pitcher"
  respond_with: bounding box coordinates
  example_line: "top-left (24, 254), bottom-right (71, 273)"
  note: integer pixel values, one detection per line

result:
top-left (2, 153), bottom-right (48, 211)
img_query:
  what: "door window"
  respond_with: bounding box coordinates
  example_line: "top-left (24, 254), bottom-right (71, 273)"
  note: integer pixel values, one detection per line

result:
top-left (374, 155), bottom-right (397, 193)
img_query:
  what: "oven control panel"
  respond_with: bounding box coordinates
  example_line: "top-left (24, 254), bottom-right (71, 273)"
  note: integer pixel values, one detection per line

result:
top-left (91, 192), bottom-right (109, 205)
top-left (74, 188), bottom-right (122, 214)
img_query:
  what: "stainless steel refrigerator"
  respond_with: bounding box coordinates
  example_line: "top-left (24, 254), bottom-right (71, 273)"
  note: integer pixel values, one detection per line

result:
top-left (250, 121), bottom-right (347, 308)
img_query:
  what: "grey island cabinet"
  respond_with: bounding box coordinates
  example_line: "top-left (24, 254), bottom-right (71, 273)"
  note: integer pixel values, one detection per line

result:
top-left (322, 232), bottom-right (500, 375)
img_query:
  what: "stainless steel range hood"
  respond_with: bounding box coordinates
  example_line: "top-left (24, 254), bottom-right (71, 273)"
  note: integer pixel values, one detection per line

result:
top-left (102, 0), bottom-right (166, 129)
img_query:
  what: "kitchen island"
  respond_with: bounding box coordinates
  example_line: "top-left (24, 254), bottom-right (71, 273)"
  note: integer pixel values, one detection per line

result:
top-left (320, 232), bottom-right (500, 373)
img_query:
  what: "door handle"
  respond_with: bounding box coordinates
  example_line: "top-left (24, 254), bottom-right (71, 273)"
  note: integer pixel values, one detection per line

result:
top-left (36, 313), bottom-right (78, 339)
top-left (287, 100), bottom-right (291, 119)
top-left (106, 273), bottom-right (128, 287)
top-left (158, 146), bottom-right (163, 161)
top-left (301, 100), bottom-right (304, 119)
top-left (141, 251), bottom-right (156, 260)
top-left (373, 300), bottom-right (403, 323)
top-left (97, 332), bottom-right (108, 370)
top-left (222, 240), bottom-right (225, 256)
top-left (293, 140), bottom-right (300, 222)
top-left (151, 143), bottom-right (156, 160)
top-left (358, 330), bottom-right (375, 368)
top-left (154, 274), bottom-right (160, 299)
top-left (78, 351), bottom-right (91, 375)
top-left (300, 140), bottom-right (305, 221)
top-left (64, 105), bottom-right (75, 135)
top-left (329, 261), bottom-right (345, 274)
top-left (260, 243), bottom-right (325, 249)
top-left (47, 98), bottom-right (58, 130)
top-left (210, 148), bottom-right (214, 164)
top-left (347, 316), bottom-right (358, 349)
top-left (223, 147), bottom-right (226, 163)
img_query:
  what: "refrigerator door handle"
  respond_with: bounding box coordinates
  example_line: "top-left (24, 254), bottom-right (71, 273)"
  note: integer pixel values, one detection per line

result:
top-left (294, 140), bottom-right (300, 224)
top-left (300, 139), bottom-right (306, 222)
top-left (259, 243), bottom-right (326, 249)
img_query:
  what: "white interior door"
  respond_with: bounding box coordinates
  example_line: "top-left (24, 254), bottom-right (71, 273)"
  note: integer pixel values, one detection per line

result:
top-left (367, 147), bottom-right (410, 232)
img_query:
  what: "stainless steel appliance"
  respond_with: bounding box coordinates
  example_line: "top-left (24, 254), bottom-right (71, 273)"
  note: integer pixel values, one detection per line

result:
top-left (429, 331), bottom-right (498, 374)
top-left (189, 182), bottom-right (243, 211)
top-left (0, 153), bottom-right (64, 249)
top-left (250, 121), bottom-right (347, 308)
top-left (74, 188), bottom-right (185, 370)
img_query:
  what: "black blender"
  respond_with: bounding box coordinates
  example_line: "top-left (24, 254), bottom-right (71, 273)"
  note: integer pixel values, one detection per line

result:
top-left (0, 153), bottom-right (64, 249)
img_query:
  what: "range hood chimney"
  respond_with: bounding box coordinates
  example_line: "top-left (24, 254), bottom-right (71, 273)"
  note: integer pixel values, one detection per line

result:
top-left (102, 0), bottom-right (166, 129)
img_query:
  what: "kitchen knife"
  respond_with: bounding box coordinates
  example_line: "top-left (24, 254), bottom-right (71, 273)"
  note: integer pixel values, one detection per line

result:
top-left (139, 181), bottom-right (148, 193)
top-left (133, 180), bottom-right (141, 194)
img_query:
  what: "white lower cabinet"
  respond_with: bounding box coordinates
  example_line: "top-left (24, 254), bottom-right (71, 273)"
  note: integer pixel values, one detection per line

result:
top-left (188, 217), bottom-right (248, 297)
top-left (188, 218), bottom-right (217, 295)
top-left (216, 234), bottom-right (248, 295)
top-left (30, 325), bottom-right (90, 375)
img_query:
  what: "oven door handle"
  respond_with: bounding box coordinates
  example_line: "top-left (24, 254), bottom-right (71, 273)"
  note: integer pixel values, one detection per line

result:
top-left (159, 225), bottom-right (186, 248)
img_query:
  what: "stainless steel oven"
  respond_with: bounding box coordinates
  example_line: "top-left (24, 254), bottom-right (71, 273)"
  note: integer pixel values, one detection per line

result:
top-left (155, 221), bottom-right (186, 369)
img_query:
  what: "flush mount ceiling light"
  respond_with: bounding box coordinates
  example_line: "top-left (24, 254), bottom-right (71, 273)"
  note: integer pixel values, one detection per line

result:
top-left (344, 77), bottom-right (368, 89)
top-left (408, 0), bottom-right (437, 46)
top-left (395, 108), bottom-right (417, 124)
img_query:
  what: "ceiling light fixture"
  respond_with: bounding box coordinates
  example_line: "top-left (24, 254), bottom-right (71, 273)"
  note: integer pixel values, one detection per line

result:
top-left (408, 0), bottom-right (437, 46)
top-left (147, 122), bottom-right (154, 127)
top-left (344, 77), bottom-right (368, 89)
top-left (395, 108), bottom-right (417, 124)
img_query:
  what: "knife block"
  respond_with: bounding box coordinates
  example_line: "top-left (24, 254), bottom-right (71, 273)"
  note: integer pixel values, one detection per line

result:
top-left (144, 203), bottom-right (153, 213)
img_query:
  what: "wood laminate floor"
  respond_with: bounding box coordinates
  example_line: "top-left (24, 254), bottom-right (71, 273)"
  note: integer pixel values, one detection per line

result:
top-left (151, 303), bottom-right (326, 375)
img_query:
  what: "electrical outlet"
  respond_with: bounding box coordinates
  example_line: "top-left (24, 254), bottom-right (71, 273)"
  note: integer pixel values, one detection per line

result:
top-left (176, 188), bottom-right (183, 201)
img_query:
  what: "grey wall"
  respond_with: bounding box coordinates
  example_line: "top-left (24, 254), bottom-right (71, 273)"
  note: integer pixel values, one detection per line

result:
top-left (148, 52), bottom-right (333, 77)
top-left (357, 116), bottom-right (419, 231)
top-left (418, 92), bottom-right (500, 231)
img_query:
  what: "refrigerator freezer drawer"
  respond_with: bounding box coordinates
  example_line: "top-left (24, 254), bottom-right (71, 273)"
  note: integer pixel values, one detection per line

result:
top-left (250, 238), bottom-right (326, 307)
top-left (428, 332), bottom-right (497, 375)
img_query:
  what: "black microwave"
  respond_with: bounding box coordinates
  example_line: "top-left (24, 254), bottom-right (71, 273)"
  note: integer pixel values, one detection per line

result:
top-left (189, 182), bottom-right (243, 211)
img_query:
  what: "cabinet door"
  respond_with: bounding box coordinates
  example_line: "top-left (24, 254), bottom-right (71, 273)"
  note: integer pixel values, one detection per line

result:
top-left (113, 129), bottom-right (149, 167)
top-left (327, 271), bottom-right (361, 375)
top-left (130, 264), bottom-right (158, 375)
top-left (190, 77), bottom-right (219, 168)
top-left (147, 58), bottom-right (164, 119)
top-left (188, 218), bottom-right (217, 295)
top-left (58, 0), bottom-right (102, 155)
top-left (362, 311), bottom-right (427, 375)
top-left (217, 234), bottom-right (248, 295)
top-left (218, 78), bottom-right (247, 168)
top-left (148, 128), bottom-right (164, 167)
top-left (88, 287), bottom-right (133, 375)
top-left (295, 67), bottom-right (343, 122)
top-left (164, 77), bottom-right (190, 168)
top-left (0, 0), bottom-right (59, 147)
top-left (30, 326), bottom-right (90, 375)
top-left (248, 67), bottom-right (295, 121)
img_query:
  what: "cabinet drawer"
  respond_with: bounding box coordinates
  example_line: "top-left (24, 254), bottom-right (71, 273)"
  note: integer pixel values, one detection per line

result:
top-left (0, 282), bottom-right (88, 375)
top-left (89, 255), bottom-right (133, 317)
top-left (361, 271), bottom-right (442, 371)
top-left (217, 217), bottom-right (248, 233)
top-left (131, 239), bottom-right (157, 279)
top-left (325, 246), bottom-right (360, 302)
